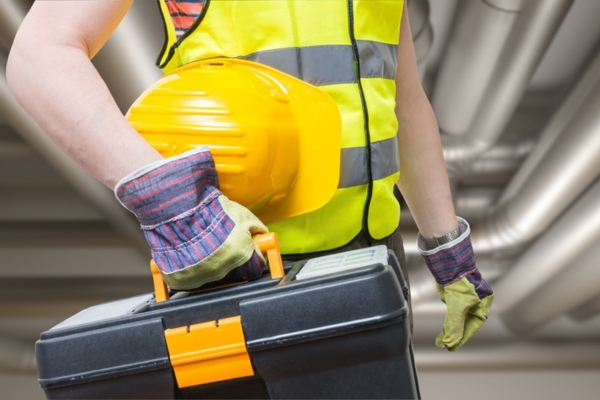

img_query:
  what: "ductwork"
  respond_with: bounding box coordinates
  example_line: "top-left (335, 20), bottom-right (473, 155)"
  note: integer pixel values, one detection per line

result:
top-left (469, 43), bottom-right (600, 255)
top-left (495, 176), bottom-right (600, 333)
top-left (460, 133), bottom-right (536, 186)
top-left (0, 335), bottom-right (36, 374)
top-left (434, 0), bottom-right (573, 179)
top-left (492, 42), bottom-right (600, 324)
top-left (498, 38), bottom-right (600, 205)
top-left (433, 0), bottom-right (523, 136)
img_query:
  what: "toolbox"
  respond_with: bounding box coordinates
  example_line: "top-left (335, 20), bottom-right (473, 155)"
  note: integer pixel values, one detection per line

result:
top-left (35, 233), bottom-right (420, 399)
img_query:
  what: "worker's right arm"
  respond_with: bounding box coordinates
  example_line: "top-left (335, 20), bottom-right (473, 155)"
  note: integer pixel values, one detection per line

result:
top-left (7, 0), bottom-right (163, 189)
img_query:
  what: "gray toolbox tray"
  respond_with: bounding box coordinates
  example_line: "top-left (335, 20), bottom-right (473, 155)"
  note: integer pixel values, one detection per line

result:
top-left (35, 233), bottom-right (420, 399)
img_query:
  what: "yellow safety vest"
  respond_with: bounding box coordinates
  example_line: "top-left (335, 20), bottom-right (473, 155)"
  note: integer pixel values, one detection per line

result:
top-left (156, 0), bottom-right (404, 255)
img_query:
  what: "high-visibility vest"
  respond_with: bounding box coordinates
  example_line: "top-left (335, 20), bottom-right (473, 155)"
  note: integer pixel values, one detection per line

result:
top-left (156, 0), bottom-right (404, 255)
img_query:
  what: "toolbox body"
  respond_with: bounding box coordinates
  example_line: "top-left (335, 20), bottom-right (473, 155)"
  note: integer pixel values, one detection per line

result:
top-left (36, 246), bottom-right (420, 399)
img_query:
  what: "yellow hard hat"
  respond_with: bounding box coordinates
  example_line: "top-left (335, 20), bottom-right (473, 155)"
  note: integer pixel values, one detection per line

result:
top-left (126, 58), bottom-right (341, 224)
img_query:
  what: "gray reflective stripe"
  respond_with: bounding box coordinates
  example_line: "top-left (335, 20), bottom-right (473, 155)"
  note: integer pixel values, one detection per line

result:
top-left (242, 46), bottom-right (355, 86)
top-left (339, 137), bottom-right (400, 188)
top-left (241, 41), bottom-right (397, 86)
top-left (356, 40), bottom-right (398, 80)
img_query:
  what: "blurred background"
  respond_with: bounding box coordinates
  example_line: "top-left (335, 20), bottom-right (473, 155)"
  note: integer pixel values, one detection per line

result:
top-left (1, 0), bottom-right (600, 398)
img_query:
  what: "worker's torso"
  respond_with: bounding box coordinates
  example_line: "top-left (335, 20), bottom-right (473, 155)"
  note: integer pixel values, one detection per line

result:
top-left (157, 0), bottom-right (404, 255)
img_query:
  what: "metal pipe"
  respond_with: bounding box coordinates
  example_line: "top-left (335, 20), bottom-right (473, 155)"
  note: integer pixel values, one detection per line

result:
top-left (498, 38), bottom-right (600, 205)
top-left (461, 133), bottom-right (535, 186)
top-left (438, 0), bottom-right (573, 177)
top-left (432, 0), bottom-right (521, 136)
top-left (471, 69), bottom-right (600, 254)
top-left (494, 177), bottom-right (600, 331)
top-left (502, 243), bottom-right (600, 334)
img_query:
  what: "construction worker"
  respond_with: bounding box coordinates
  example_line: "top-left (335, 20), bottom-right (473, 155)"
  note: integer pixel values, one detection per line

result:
top-left (7, 0), bottom-right (492, 351)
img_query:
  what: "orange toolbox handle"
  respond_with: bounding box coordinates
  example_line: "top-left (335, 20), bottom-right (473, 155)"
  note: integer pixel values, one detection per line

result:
top-left (151, 232), bottom-right (284, 302)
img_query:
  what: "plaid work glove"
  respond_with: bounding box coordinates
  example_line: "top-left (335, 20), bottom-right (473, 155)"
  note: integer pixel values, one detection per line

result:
top-left (417, 217), bottom-right (494, 351)
top-left (115, 146), bottom-right (268, 290)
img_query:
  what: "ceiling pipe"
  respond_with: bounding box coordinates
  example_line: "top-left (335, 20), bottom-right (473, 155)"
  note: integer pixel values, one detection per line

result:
top-left (494, 177), bottom-right (600, 331)
top-left (469, 52), bottom-right (600, 255)
top-left (432, 0), bottom-right (523, 136)
top-left (496, 178), bottom-right (600, 333)
top-left (460, 133), bottom-right (536, 186)
top-left (498, 37), bottom-right (600, 205)
top-left (0, 335), bottom-right (36, 374)
top-left (435, 0), bottom-right (573, 179)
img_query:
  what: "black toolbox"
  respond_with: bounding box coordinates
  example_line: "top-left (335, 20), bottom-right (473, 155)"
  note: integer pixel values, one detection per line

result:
top-left (35, 233), bottom-right (420, 399)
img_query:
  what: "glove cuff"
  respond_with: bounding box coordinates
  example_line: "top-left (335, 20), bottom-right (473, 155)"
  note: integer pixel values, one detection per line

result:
top-left (114, 146), bottom-right (219, 226)
top-left (418, 217), bottom-right (476, 286)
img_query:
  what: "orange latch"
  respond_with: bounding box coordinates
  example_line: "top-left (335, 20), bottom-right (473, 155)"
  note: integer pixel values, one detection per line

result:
top-left (164, 316), bottom-right (254, 388)
top-left (151, 232), bottom-right (284, 302)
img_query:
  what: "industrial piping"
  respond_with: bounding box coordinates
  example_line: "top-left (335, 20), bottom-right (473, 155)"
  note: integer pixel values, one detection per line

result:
top-left (434, 0), bottom-right (573, 179)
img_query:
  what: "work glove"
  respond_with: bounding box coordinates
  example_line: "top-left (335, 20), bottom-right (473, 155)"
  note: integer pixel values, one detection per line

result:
top-left (417, 217), bottom-right (494, 351)
top-left (115, 146), bottom-right (268, 290)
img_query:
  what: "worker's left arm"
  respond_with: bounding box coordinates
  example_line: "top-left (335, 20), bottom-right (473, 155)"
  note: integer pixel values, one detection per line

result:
top-left (394, 6), bottom-right (493, 351)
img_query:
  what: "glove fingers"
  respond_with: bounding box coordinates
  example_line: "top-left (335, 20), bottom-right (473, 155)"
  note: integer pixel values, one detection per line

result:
top-left (436, 279), bottom-right (482, 350)
top-left (436, 300), bottom-right (469, 350)
top-left (446, 294), bottom-right (494, 351)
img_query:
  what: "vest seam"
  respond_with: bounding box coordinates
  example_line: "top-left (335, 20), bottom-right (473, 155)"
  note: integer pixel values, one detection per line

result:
top-left (347, 0), bottom-right (376, 245)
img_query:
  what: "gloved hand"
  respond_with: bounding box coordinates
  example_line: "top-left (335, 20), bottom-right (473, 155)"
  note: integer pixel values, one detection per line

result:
top-left (417, 217), bottom-right (493, 351)
top-left (115, 146), bottom-right (268, 290)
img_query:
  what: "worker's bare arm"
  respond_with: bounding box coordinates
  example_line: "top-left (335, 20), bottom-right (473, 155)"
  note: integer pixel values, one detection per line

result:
top-left (7, 0), bottom-right (162, 189)
top-left (394, 7), bottom-right (458, 239)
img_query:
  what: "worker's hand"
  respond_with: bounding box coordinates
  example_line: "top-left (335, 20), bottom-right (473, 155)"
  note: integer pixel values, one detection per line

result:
top-left (115, 146), bottom-right (268, 290)
top-left (418, 217), bottom-right (493, 351)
